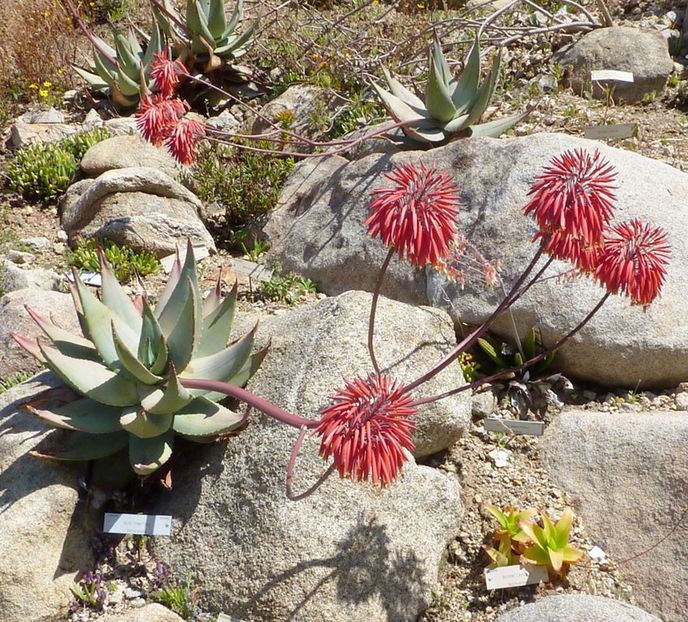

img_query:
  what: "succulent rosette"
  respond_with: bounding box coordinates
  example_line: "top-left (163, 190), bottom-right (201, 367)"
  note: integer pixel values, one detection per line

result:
top-left (14, 242), bottom-right (266, 476)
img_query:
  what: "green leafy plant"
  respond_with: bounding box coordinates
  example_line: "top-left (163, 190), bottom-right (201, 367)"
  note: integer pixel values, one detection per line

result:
top-left (0, 371), bottom-right (35, 395)
top-left (520, 508), bottom-right (584, 579)
top-left (68, 239), bottom-right (161, 283)
top-left (13, 241), bottom-right (267, 477)
top-left (261, 270), bottom-right (317, 306)
top-left (194, 143), bottom-right (294, 238)
top-left (6, 127), bottom-right (111, 202)
top-left (483, 504), bottom-right (536, 567)
top-left (70, 571), bottom-right (107, 612)
top-left (151, 577), bottom-right (199, 620)
top-left (373, 35), bottom-right (528, 144)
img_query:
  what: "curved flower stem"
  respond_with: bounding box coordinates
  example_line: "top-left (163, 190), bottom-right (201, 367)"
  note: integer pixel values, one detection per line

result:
top-left (404, 246), bottom-right (546, 394)
top-left (179, 378), bottom-right (317, 429)
top-left (368, 249), bottom-right (395, 374)
top-left (410, 292), bottom-right (611, 407)
top-left (286, 426), bottom-right (336, 501)
top-left (62, 0), bottom-right (118, 67)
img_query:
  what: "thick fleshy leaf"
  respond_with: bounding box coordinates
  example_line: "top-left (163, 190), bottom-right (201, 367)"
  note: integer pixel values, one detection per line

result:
top-left (549, 548), bottom-right (564, 572)
top-left (114, 30), bottom-right (142, 81)
top-left (112, 321), bottom-right (162, 385)
top-left (563, 545), bottom-right (584, 563)
top-left (99, 249), bottom-right (143, 334)
top-left (443, 113), bottom-right (470, 134)
top-left (372, 82), bottom-right (426, 125)
top-left (404, 121), bottom-right (446, 144)
top-left (72, 268), bottom-right (138, 370)
top-left (227, 341), bottom-right (269, 387)
top-left (142, 20), bottom-right (164, 69)
top-left (117, 66), bottom-right (142, 97)
top-left (196, 282), bottom-right (237, 358)
top-left (138, 299), bottom-right (166, 369)
top-left (465, 53), bottom-right (501, 127)
top-left (129, 429), bottom-right (174, 475)
top-left (383, 68), bottom-right (424, 110)
top-left (139, 364), bottom-right (192, 414)
top-left (467, 109), bottom-right (531, 138)
top-left (553, 508), bottom-right (573, 547)
top-left (39, 343), bottom-right (139, 407)
top-left (426, 47), bottom-right (456, 123)
top-left (11, 334), bottom-right (46, 363)
top-left (32, 430), bottom-right (129, 461)
top-left (127, 26), bottom-right (144, 56)
top-left (451, 35), bottom-right (481, 114)
top-left (25, 306), bottom-right (97, 360)
top-left (150, 334), bottom-right (170, 376)
top-left (25, 398), bottom-right (123, 434)
top-left (120, 405), bottom-right (173, 438)
top-left (163, 276), bottom-right (197, 370)
top-left (431, 37), bottom-right (453, 87)
top-left (519, 520), bottom-right (547, 550)
top-left (172, 397), bottom-right (244, 436)
top-left (522, 544), bottom-right (551, 567)
top-left (207, 0), bottom-right (227, 39)
top-left (73, 66), bottom-right (111, 90)
top-left (216, 17), bottom-right (256, 57)
top-left (223, 0), bottom-right (243, 36)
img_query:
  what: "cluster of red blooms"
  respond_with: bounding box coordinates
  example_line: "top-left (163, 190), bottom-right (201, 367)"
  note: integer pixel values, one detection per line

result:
top-left (523, 148), bottom-right (670, 308)
top-left (135, 50), bottom-right (206, 165)
top-left (316, 151), bottom-right (670, 488)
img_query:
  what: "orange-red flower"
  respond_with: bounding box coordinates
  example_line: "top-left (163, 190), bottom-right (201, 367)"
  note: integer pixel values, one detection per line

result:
top-left (151, 49), bottom-right (188, 98)
top-left (164, 117), bottom-right (206, 165)
top-left (365, 163), bottom-right (460, 268)
top-left (535, 228), bottom-right (603, 273)
top-left (315, 373), bottom-right (417, 487)
top-left (136, 94), bottom-right (187, 146)
top-left (595, 219), bottom-right (670, 309)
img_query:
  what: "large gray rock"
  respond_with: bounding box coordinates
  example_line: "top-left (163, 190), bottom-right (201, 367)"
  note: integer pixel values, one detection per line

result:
top-left (251, 290), bottom-right (470, 457)
top-left (8, 122), bottom-right (79, 148)
top-left (106, 604), bottom-right (184, 622)
top-left (0, 372), bottom-right (92, 622)
top-left (556, 27), bottom-right (674, 102)
top-left (0, 258), bottom-right (61, 293)
top-left (0, 289), bottom-right (80, 379)
top-left (495, 594), bottom-right (661, 622)
top-left (265, 133), bottom-right (688, 388)
top-left (60, 167), bottom-right (215, 258)
top-left (80, 134), bottom-right (181, 179)
top-left (152, 293), bottom-right (465, 621)
top-left (540, 410), bottom-right (688, 622)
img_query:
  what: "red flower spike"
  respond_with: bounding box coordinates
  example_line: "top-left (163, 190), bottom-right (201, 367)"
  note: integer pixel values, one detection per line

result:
top-left (315, 373), bottom-right (417, 487)
top-left (150, 49), bottom-right (187, 98)
top-left (165, 117), bottom-right (206, 165)
top-left (523, 149), bottom-right (617, 250)
top-left (536, 228), bottom-right (604, 273)
top-left (365, 163), bottom-right (460, 269)
top-left (595, 219), bottom-right (670, 309)
top-left (136, 94), bottom-right (187, 146)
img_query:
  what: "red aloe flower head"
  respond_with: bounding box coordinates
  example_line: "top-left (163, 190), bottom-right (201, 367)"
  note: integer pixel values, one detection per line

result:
top-left (150, 49), bottom-right (188, 98)
top-left (315, 373), bottom-right (417, 487)
top-left (136, 94), bottom-right (187, 146)
top-left (164, 117), bottom-right (206, 165)
top-left (536, 228), bottom-right (604, 273)
top-left (365, 162), bottom-right (461, 268)
top-left (523, 149), bottom-right (617, 263)
top-left (595, 219), bottom-right (670, 309)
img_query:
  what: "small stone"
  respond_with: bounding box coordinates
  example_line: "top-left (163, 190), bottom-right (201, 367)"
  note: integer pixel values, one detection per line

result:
top-left (53, 243), bottom-right (65, 255)
top-left (124, 587), bottom-right (144, 599)
top-left (19, 237), bottom-right (49, 250)
top-left (56, 230), bottom-right (69, 243)
top-left (6, 250), bottom-right (33, 264)
top-left (22, 206), bottom-right (33, 217)
top-left (472, 390), bottom-right (496, 419)
top-left (488, 448), bottom-right (511, 468)
top-left (674, 392), bottom-right (688, 411)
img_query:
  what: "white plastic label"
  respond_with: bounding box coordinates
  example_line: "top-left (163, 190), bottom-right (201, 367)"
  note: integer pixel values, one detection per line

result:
top-left (590, 69), bottom-right (634, 82)
top-left (484, 418), bottom-right (545, 436)
top-left (484, 564), bottom-right (549, 589)
top-left (103, 512), bottom-right (172, 536)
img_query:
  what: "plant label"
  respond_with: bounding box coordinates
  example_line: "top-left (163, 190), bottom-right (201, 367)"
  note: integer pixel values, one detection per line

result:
top-left (103, 512), bottom-right (172, 536)
top-left (484, 564), bottom-right (549, 590)
top-left (217, 614), bottom-right (246, 622)
top-left (583, 124), bottom-right (636, 140)
top-left (484, 417), bottom-right (545, 436)
top-left (590, 69), bottom-right (634, 83)
top-left (231, 258), bottom-right (274, 282)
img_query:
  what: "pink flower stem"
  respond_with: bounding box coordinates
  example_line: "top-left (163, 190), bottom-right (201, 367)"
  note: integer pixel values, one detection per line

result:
top-left (410, 292), bottom-right (610, 406)
top-left (403, 245), bottom-right (546, 394)
top-left (179, 378), bottom-right (318, 429)
top-left (62, 0), bottom-right (118, 67)
top-left (368, 248), bottom-right (396, 374)
top-left (286, 426), bottom-right (336, 501)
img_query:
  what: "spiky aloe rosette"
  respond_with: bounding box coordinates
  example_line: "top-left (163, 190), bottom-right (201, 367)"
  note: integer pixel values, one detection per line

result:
top-left (373, 36), bottom-right (529, 144)
top-left (13, 242), bottom-right (266, 476)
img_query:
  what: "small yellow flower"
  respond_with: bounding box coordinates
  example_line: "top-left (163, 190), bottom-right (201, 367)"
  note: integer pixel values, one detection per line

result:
top-left (29, 83), bottom-right (38, 89)
top-left (38, 89), bottom-right (49, 98)
top-left (42, 81), bottom-right (52, 88)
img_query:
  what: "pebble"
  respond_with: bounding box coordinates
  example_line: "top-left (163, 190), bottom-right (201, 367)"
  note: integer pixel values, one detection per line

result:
top-left (56, 230), bottom-right (69, 243)
top-left (674, 391), bottom-right (688, 411)
top-left (53, 242), bottom-right (65, 255)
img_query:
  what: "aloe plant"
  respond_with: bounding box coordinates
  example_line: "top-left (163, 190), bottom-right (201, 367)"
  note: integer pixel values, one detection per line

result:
top-left (13, 242), bottom-right (266, 476)
top-left (74, 23), bottom-right (164, 110)
top-left (153, 0), bottom-right (258, 72)
top-left (373, 35), bottom-right (528, 144)
top-left (519, 508), bottom-right (584, 578)
top-left (484, 504), bottom-right (536, 568)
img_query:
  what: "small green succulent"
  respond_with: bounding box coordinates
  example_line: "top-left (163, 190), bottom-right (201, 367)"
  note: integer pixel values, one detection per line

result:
top-left (153, 0), bottom-right (257, 72)
top-left (519, 508), bottom-right (584, 578)
top-left (14, 242), bottom-right (266, 476)
top-left (68, 239), bottom-right (160, 283)
top-left (373, 35), bottom-right (528, 144)
top-left (74, 23), bottom-right (164, 110)
top-left (484, 504), bottom-right (536, 568)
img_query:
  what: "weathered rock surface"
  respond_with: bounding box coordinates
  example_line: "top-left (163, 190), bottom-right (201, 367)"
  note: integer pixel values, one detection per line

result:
top-left (152, 292), bottom-right (465, 621)
top-left (0, 258), bottom-right (61, 293)
top-left (541, 410), bottom-right (688, 622)
top-left (106, 603), bottom-right (185, 622)
top-left (80, 135), bottom-right (181, 179)
top-left (0, 372), bottom-right (92, 622)
top-left (0, 289), bottom-right (80, 379)
top-left (60, 167), bottom-right (215, 257)
top-left (495, 594), bottom-right (661, 621)
top-left (266, 133), bottom-right (688, 388)
top-left (555, 26), bottom-right (674, 102)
